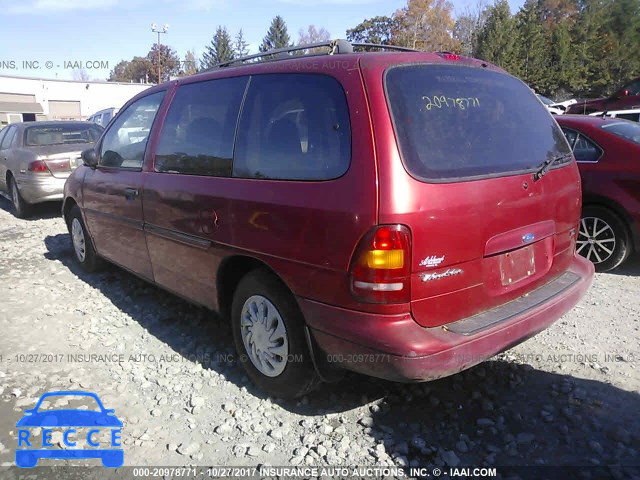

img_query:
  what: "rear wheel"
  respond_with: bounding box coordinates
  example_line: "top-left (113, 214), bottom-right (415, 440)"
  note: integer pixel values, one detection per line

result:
top-left (577, 206), bottom-right (630, 272)
top-left (68, 205), bottom-right (103, 272)
top-left (9, 175), bottom-right (31, 218)
top-left (231, 270), bottom-right (320, 399)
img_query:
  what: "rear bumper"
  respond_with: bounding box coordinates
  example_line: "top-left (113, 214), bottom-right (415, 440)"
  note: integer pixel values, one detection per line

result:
top-left (301, 254), bottom-right (594, 382)
top-left (16, 174), bottom-right (65, 204)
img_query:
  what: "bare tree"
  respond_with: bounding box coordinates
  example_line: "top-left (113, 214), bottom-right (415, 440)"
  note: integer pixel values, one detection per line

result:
top-left (298, 25), bottom-right (330, 53)
top-left (72, 69), bottom-right (90, 81)
top-left (454, 0), bottom-right (488, 56)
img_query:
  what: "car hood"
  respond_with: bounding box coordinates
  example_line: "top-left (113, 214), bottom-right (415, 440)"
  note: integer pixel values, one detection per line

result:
top-left (16, 410), bottom-right (123, 427)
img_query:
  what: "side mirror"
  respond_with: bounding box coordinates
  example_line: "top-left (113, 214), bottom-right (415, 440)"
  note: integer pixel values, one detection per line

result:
top-left (623, 89), bottom-right (630, 96)
top-left (81, 148), bottom-right (98, 168)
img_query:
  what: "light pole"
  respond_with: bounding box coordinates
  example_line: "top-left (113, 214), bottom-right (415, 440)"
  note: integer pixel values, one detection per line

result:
top-left (151, 23), bottom-right (169, 84)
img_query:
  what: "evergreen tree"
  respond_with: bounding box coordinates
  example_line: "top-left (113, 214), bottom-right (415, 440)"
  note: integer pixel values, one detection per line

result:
top-left (600, 0), bottom-right (640, 93)
top-left (181, 50), bottom-right (198, 76)
top-left (201, 26), bottom-right (235, 69)
top-left (545, 21), bottom-right (575, 96)
top-left (513, 1), bottom-right (551, 91)
top-left (569, 0), bottom-right (610, 96)
top-left (234, 29), bottom-right (250, 58)
top-left (475, 0), bottom-right (520, 72)
top-left (260, 16), bottom-right (292, 53)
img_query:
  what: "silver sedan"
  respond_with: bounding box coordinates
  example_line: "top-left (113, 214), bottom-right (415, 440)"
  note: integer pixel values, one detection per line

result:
top-left (0, 121), bottom-right (103, 217)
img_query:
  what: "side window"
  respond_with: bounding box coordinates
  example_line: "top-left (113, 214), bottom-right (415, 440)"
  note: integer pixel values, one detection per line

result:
top-left (616, 112), bottom-right (639, 122)
top-left (99, 91), bottom-right (165, 169)
top-left (561, 128), bottom-right (577, 149)
top-left (0, 128), bottom-right (7, 148)
top-left (234, 74), bottom-right (351, 180)
top-left (155, 76), bottom-right (249, 176)
top-left (102, 111), bottom-right (113, 125)
top-left (563, 128), bottom-right (602, 162)
top-left (1, 126), bottom-right (17, 150)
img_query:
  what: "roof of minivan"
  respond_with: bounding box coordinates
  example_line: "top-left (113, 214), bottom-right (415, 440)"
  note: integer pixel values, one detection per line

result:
top-left (175, 51), bottom-right (504, 85)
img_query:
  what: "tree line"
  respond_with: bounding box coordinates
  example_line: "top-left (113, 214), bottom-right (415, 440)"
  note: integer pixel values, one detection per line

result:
top-left (347, 0), bottom-right (639, 99)
top-left (109, 0), bottom-right (639, 99)
top-left (108, 16), bottom-right (328, 84)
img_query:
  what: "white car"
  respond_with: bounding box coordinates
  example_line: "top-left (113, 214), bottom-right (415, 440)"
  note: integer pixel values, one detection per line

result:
top-left (87, 107), bottom-right (119, 127)
top-left (537, 95), bottom-right (577, 115)
top-left (588, 108), bottom-right (640, 122)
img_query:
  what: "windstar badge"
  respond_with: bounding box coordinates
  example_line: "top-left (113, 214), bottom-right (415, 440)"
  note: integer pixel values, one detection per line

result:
top-left (421, 268), bottom-right (463, 282)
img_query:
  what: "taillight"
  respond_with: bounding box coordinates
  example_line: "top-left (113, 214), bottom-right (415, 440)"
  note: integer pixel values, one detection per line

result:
top-left (28, 160), bottom-right (49, 173)
top-left (350, 225), bottom-right (412, 303)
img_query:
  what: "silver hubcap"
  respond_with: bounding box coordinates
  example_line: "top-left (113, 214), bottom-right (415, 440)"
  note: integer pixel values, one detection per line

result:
top-left (240, 295), bottom-right (289, 377)
top-left (577, 216), bottom-right (616, 264)
top-left (71, 218), bottom-right (86, 262)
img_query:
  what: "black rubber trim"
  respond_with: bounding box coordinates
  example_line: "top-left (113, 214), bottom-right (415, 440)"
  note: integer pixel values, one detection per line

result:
top-left (145, 223), bottom-right (211, 249)
top-left (443, 272), bottom-right (581, 336)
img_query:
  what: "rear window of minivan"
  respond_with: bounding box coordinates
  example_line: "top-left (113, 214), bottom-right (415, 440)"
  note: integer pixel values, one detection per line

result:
top-left (385, 64), bottom-right (571, 182)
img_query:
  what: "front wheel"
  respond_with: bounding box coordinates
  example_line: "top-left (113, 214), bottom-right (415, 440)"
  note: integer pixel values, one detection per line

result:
top-left (231, 270), bottom-right (320, 399)
top-left (577, 206), bottom-right (630, 272)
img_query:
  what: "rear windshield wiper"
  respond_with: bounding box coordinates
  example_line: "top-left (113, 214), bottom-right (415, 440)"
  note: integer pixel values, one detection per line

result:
top-left (533, 153), bottom-right (572, 181)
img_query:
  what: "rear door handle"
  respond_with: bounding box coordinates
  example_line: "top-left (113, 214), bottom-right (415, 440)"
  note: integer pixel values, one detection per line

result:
top-left (124, 188), bottom-right (139, 200)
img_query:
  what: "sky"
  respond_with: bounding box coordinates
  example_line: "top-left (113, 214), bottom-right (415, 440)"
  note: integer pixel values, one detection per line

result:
top-left (0, 0), bottom-right (525, 81)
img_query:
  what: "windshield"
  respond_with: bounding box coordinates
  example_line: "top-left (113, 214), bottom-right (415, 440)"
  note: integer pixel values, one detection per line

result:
top-left (601, 120), bottom-right (640, 145)
top-left (25, 124), bottom-right (102, 147)
top-left (537, 94), bottom-right (554, 105)
top-left (35, 394), bottom-right (103, 412)
top-left (385, 64), bottom-right (571, 181)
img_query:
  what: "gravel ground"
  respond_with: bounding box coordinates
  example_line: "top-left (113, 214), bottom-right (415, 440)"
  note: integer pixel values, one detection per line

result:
top-left (0, 199), bottom-right (638, 477)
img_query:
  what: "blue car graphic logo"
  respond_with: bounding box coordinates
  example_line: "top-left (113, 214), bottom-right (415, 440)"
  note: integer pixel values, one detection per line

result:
top-left (15, 390), bottom-right (123, 468)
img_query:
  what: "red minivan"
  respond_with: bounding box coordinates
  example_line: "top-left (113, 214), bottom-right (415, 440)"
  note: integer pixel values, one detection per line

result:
top-left (63, 42), bottom-right (594, 398)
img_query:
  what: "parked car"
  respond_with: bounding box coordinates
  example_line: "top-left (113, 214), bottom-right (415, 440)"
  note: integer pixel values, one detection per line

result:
top-left (566, 77), bottom-right (640, 114)
top-left (589, 108), bottom-right (640, 123)
top-left (0, 121), bottom-right (103, 217)
top-left (87, 107), bottom-right (119, 127)
top-left (556, 115), bottom-right (640, 271)
top-left (63, 41), bottom-right (593, 398)
top-left (537, 94), bottom-right (577, 115)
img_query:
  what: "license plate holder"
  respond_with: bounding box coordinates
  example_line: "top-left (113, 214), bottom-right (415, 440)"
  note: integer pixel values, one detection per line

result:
top-left (500, 245), bottom-right (535, 286)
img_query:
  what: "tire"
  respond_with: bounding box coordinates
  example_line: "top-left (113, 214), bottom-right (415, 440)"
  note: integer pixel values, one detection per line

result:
top-left (67, 205), bottom-right (104, 272)
top-left (577, 206), bottom-right (631, 272)
top-left (231, 269), bottom-right (320, 399)
top-left (9, 175), bottom-right (31, 218)
top-left (15, 451), bottom-right (38, 468)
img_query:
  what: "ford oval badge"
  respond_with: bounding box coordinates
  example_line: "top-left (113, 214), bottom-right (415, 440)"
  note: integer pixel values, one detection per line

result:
top-left (522, 233), bottom-right (536, 244)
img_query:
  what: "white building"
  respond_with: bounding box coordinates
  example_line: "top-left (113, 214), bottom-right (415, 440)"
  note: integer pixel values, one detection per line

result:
top-left (0, 75), bottom-right (152, 126)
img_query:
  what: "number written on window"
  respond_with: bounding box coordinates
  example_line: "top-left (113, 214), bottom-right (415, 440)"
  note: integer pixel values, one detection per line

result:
top-left (422, 96), bottom-right (480, 111)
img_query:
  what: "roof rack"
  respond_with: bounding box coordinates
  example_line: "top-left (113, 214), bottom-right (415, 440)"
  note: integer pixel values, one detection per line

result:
top-left (208, 39), bottom-right (418, 70)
